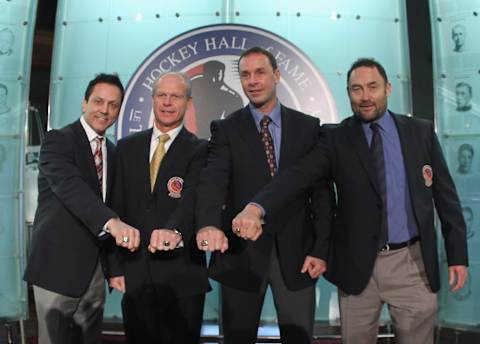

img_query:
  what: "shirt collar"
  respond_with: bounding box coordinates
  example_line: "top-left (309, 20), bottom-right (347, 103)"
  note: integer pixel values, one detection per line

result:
top-left (80, 115), bottom-right (103, 142)
top-left (249, 99), bottom-right (282, 127)
top-left (152, 123), bottom-right (183, 142)
top-left (361, 110), bottom-right (393, 133)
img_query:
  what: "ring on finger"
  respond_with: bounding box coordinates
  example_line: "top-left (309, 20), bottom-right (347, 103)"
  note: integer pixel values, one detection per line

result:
top-left (234, 227), bottom-right (241, 234)
top-left (163, 240), bottom-right (170, 247)
top-left (122, 236), bottom-right (129, 243)
top-left (200, 239), bottom-right (209, 247)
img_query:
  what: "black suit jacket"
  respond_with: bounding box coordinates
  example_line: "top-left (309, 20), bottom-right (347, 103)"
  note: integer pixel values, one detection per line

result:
top-left (24, 120), bottom-right (117, 297)
top-left (196, 105), bottom-right (334, 292)
top-left (253, 112), bottom-right (468, 295)
top-left (108, 127), bottom-right (210, 297)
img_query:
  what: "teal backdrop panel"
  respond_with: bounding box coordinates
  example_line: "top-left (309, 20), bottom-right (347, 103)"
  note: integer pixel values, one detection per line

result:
top-left (430, 0), bottom-right (480, 327)
top-left (0, 0), bottom-right (37, 319)
top-left (50, 0), bottom-right (411, 325)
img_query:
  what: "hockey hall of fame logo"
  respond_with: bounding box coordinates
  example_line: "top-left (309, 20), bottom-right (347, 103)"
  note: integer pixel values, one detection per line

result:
top-left (116, 24), bottom-right (338, 140)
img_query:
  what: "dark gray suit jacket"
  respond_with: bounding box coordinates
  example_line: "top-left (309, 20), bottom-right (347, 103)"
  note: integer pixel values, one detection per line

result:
top-left (197, 105), bottom-right (334, 292)
top-left (108, 127), bottom-right (210, 297)
top-left (24, 120), bottom-right (117, 297)
top-left (253, 112), bottom-right (468, 295)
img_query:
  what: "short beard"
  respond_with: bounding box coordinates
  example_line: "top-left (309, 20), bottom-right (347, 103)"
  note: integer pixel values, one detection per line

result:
top-left (353, 106), bottom-right (387, 123)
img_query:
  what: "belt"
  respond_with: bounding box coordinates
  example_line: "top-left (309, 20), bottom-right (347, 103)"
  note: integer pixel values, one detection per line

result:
top-left (379, 236), bottom-right (420, 252)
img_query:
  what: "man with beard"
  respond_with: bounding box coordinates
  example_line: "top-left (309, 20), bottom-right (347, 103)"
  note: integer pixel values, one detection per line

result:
top-left (233, 58), bottom-right (468, 344)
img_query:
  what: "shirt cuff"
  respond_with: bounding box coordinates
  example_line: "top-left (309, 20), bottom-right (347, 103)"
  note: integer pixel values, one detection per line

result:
top-left (249, 202), bottom-right (266, 223)
top-left (98, 222), bottom-right (110, 237)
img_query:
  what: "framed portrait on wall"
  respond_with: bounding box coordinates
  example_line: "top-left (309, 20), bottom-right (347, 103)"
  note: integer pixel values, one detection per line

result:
top-left (439, 74), bottom-right (480, 135)
top-left (444, 136), bottom-right (480, 199)
top-left (0, 79), bottom-right (22, 135)
top-left (437, 14), bottom-right (480, 73)
top-left (457, 199), bottom-right (480, 264)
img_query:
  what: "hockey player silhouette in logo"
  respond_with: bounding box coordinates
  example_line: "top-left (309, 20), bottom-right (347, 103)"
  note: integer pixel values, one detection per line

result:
top-left (191, 60), bottom-right (243, 138)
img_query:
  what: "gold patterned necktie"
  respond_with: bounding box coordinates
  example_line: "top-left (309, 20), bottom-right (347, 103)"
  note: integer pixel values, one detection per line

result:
top-left (150, 133), bottom-right (171, 192)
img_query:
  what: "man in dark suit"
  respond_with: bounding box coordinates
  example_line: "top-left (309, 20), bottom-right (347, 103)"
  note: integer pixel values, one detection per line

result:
top-left (24, 73), bottom-right (141, 344)
top-left (195, 47), bottom-right (333, 344)
top-left (107, 72), bottom-right (209, 344)
top-left (233, 58), bottom-right (469, 344)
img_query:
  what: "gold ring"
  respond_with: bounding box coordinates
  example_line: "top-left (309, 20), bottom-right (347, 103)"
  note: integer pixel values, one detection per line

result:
top-left (200, 240), bottom-right (209, 247)
top-left (122, 236), bottom-right (129, 243)
top-left (234, 228), bottom-right (241, 233)
top-left (163, 240), bottom-right (170, 247)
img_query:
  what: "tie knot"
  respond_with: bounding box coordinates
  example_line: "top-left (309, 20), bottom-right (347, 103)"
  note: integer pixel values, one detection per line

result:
top-left (94, 136), bottom-right (103, 145)
top-left (260, 116), bottom-right (271, 127)
top-left (370, 122), bottom-right (380, 132)
top-left (159, 134), bottom-right (171, 144)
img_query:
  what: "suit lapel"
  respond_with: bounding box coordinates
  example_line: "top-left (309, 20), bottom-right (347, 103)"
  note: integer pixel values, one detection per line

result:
top-left (71, 121), bottom-right (102, 197)
top-left (152, 127), bottom-right (189, 194)
top-left (237, 107), bottom-right (271, 177)
top-left (138, 129), bottom-right (153, 196)
top-left (105, 139), bottom-right (115, 204)
top-left (392, 113), bottom-right (418, 198)
top-left (346, 116), bottom-right (382, 197)
top-left (278, 106), bottom-right (295, 171)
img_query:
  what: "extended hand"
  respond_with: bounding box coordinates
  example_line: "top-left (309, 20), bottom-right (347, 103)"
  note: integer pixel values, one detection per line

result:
top-left (231, 204), bottom-right (263, 241)
top-left (196, 226), bottom-right (228, 253)
top-left (149, 229), bottom-right (183, 253)
top-left (449, 265), bottom-right (468, 292)
top-left (109, 276), bottom-right (126, 293)
top-left (301, 256), bottom-right (327, 279)
top-left (107, 218), bottom-right (140, 252)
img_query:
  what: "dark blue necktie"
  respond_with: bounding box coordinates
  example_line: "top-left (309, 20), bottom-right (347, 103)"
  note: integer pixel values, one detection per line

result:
top-left (370, 123), bottom-right (388, 249)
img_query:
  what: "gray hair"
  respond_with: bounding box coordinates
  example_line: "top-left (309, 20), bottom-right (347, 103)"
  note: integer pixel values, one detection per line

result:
top-left (152, 72), bottom-right (192, 98)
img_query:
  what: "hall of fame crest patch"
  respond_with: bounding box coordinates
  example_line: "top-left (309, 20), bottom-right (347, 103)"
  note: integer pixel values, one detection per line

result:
top-left (167, 176), bottom-right (184, 198)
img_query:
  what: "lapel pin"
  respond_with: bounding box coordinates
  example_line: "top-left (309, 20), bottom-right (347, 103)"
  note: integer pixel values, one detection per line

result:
top-left (422, 165), bottom-right (433, 187)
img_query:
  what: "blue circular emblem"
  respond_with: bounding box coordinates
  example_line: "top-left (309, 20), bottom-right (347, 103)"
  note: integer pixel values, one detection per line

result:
top-left (117, 24), bottom-right (338, 140)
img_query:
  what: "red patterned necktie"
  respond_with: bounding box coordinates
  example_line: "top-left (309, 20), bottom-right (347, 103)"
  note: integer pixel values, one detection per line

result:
top-left (94, 136), bottom-right (103, 191)
top-left (260, 116), bottom-right (277, 177)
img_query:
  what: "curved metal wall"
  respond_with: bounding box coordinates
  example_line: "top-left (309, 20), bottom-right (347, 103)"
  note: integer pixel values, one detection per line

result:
top-left (0, 0), bottom-right (37, 320)
top-left (49, 0), bottom-right (411, 325)
top-left (430, 0), bottom-right (480, 327)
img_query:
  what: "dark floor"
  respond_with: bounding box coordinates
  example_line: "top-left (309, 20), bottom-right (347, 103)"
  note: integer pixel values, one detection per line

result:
top-left (1, 319), bottom-right (480, 344)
